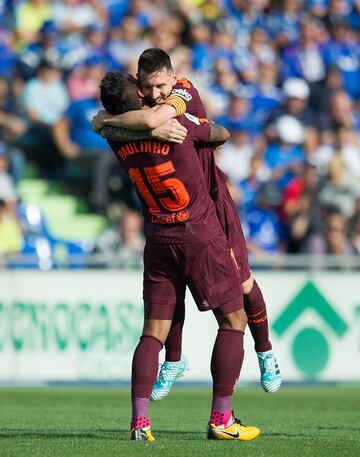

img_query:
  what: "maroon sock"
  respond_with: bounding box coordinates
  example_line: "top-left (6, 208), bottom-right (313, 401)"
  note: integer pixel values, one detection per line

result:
top-left (244, 280), bottom-right (272, 353)
top-left (165, 301), bottom-right (185, 362)
top-left (210, 395), bottom-right (233, 426)
top-left (132, 397), bottom-right (149, 419)
top-left (211, 328), bottom-right (244, 397)
top-left (131, 335), bottom-right (163, 398)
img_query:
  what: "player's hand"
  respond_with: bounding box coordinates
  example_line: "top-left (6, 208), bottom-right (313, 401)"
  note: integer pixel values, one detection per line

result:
top-left (91, 110), bottom-right (111, 133)
top-left (152, 119), bottom-right (187, 143)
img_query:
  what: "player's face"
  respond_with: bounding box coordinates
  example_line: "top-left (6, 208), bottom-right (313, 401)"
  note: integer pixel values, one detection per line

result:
top-left (137, 68), bottom-right (177, 106)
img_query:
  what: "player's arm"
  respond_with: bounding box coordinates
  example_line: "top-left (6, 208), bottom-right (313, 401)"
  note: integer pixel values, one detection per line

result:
top-left (99, 118), bottom-right (187, 144)
top-left (100, 117), bottom-right (229, 145)
top-left (208, 123), bottom-right (230, 144)
top-left (92, 89), bottom-right (192, 132)
top-left (190, 118), bottom-right (230, 144)
top-left (92, 104), bottom-right (177, 132)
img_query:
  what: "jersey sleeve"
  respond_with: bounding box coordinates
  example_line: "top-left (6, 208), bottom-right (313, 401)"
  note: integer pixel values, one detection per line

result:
top-left (181, 113), bottom-right (211, 142)
top-left (164, 78), bottom-right (207, 117)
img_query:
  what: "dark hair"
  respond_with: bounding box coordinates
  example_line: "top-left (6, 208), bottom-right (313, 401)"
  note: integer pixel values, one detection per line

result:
top-left (37, 57), bottom-right (58, 71)
top-left (99, 72), bottom-right (141, 115)
top-left (137, 48), bottom-right (173, 75)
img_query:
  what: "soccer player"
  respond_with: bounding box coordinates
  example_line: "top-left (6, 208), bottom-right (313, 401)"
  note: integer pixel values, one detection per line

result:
top-left (99, 72), bottom-right (260, 442)
top-left (93, 49), bottom-right (281, 396)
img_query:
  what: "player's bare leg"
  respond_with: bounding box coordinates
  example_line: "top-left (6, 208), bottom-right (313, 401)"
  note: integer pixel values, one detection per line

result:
top-left (131, 319), bottom-right (172, 441)
top-left (243, 274), bottom-right (282, 393)
top-left (207, 307), bottom-right (260, 441)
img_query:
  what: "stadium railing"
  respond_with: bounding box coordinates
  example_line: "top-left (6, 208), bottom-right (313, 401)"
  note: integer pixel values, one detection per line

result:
top-left (1, 253), bottom-right (359, 271)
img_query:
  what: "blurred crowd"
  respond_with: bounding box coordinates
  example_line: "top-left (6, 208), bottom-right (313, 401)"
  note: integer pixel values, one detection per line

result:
top-left (0, 0), bottom-right (360, 267)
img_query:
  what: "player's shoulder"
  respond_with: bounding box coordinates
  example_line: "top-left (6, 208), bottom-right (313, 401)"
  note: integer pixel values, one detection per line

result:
top-left (174, 77), bottom-right (194, 89)
top-left (171, 78), bottom-right (199, 101)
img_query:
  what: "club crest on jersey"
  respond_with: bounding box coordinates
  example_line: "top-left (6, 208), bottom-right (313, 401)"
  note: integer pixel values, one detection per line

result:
top-left (184, 112), bottom-right (200, 125)
top-left (171, 88), bottom-right (192, 101)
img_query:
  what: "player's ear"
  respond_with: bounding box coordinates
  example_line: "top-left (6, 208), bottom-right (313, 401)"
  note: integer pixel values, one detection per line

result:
top-left (172, 71), bottom-right (177, 84)
top-left (135, 74), bottom-right (143, 97)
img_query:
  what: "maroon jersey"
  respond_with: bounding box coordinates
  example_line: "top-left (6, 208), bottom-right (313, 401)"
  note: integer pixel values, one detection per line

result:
top-left (108, 114), bottom-right (222, 244)
top-left (164, 78), bottom-right (228, 202)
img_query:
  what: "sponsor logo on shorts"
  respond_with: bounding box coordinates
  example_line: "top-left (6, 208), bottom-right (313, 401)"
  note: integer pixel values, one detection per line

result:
top-left (151, 210), bottom-right (189, 224)
top-left (171, 88), bottom-right (192, 101)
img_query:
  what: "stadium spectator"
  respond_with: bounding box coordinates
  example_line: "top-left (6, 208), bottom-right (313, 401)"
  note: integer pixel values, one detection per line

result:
top-left (0, 198), bottom-right (24, 258)
top-left (67, 55), bottom-right (108, 101)
top-left (321, 0), bottom-right (350, 32)
top-left (93, 208), bottom-right (144, 268)
top-left (282, 14), bottom-right (328, 108)
top-left (318, 154), bottom-right (360, 219)
top-left (251, 61), bottom-right (282, 128)
top-left (234, 26), bottom-right (276, 85)
top-left (52, 0), bottom-right (107, 37)
top-left (154, 24), bottom-right (182, 55)
top-left (287, 189), bottom-right (319, 254)
top-left (0, 142), bottom-right (18, 214)
top-left (327, 88), bottom-right (360, 131)
top-left (19, 58), bottom-right (69, 176)
top-left (332, 126), bottom-right (360, 178)
top-left (217, 125), bottom-right (255, 183)
top-left (189, 21), bottom-right (213, 75)
top-left (235, 154), bottom-right (269, 214)
top-left (266, 0), bottom-right (302, 48)
top-left (350, 196), bottom-right (360, 254)
top-left (266, 77), bottom-right (319, 154)
top-left (243, 182), bottom-right (283, 259)
top-left (52, 91), bottom-right (117, 213)
top-left (348, 0), bottom-right (360, 31)
top-left (14, 0), bottom-right (52, 48)
top-left (129, 0), bottom-right (170, 29)
top-left (0, 141), bottom-right (24, 259)
top-left (264, 114), bottom-right (306, 190)
top-left (207, 65), bottom-right (240, 117)
top-left (301, 209), bottom-right (356, 267)
top-left (0, 77), bottom-right (27, 182)
top-left (281, 161), bottom-right (320, 225)
top-left (16, 20), bottom-right (62, 79)
top-left (0, 17), bottom-right (16, 78)
top-left (284, 163), bottom-right (323, 253)
top-left (21, 58), bottom-right (69, 126)
top-left (216, 89), bottom-right (257, 133)
top-left (107, 15), bottom-right (147, 71)
top-left (325, 20), bottom-right (360, 101)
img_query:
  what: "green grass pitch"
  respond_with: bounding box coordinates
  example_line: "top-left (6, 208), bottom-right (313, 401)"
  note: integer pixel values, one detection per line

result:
top-left (0, 386), bottom-right (359, 457)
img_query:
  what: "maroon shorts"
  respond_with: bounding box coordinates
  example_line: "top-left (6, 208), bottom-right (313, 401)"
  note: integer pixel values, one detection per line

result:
top-left (215, 189), bottom-right (251, 284)
top-left (143, 232), bottom-right (243, 320)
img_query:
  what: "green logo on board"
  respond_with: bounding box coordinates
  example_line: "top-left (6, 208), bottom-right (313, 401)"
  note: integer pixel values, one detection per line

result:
top-left (273, 281), bottom-right (348, 378)
top-left (0, 301), bottom-right (143, 353)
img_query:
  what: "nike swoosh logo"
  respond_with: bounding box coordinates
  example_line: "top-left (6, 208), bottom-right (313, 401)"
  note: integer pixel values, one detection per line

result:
top-left (215, 429), bottom-right (240, 439)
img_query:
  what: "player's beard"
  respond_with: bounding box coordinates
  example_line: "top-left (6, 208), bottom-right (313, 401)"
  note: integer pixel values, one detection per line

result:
top-left (146, 95), bottom-right (169, 107)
